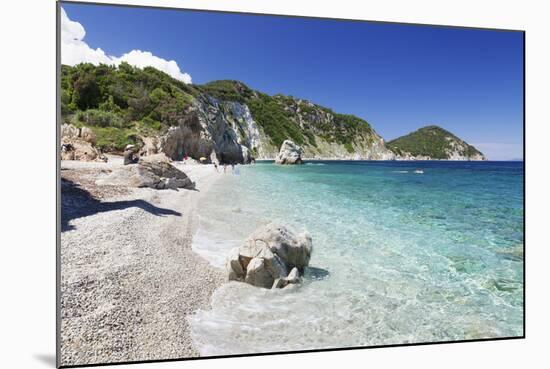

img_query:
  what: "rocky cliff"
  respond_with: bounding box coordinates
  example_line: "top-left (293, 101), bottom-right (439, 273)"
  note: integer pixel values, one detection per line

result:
top-left (60, 64), bottom-right (484, 163)
top-left (156, 80), bottom-right (395, 162)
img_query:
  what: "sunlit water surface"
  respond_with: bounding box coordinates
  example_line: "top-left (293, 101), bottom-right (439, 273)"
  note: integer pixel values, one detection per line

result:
top-left (189, 161), bottom-right (524, 355)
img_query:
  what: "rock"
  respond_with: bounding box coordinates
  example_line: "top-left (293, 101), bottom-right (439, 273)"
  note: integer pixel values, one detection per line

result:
top-left (160, 115), bottom-right (214, 161)
top-left (140, 136), bottom-right (160, 156)
top-left (285, 267), bottom-right (301, 284)
top-left (225, 223), bottom-right (313, 289)
top-left (60, 124), bottom-right (106, 162)
top-left (61, 123), bottom-right (80, 140)
top-left (80, 127), bottom-right (97, 145)
top-left (250, 223), bottom-right (312, 271)
top-left (60, 139), bottom-right (106, 162)
top-left (97, 158), bottom-right (195, 190)
top-left (139, 153), bottom-right (172, 164)
top-left (244, 258), bottom-right (273, 289)
top-left (158, 97), bottom-right (258, 164)
top-left (227, 247), bottom-right (244, 281)
top-left (96, 165), bottom-right (158, 188)
top-left (275, 140), bottom-right (303, 164)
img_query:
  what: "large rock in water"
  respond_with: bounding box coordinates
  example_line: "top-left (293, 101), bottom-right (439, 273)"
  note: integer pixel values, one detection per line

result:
top-left (226, 224), bottom-right (313, 289)
top-left (96, 158), bottom-right (195, 190)
top-left (275, 140), bottom-right (303, 164)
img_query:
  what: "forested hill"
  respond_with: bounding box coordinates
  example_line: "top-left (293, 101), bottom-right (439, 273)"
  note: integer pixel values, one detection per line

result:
top-left (60, 63), bottom-right (393, 160)
top-left (387, 125), bottom-right (485, 160)
top-left (60, 63), bottom-right (484, 162)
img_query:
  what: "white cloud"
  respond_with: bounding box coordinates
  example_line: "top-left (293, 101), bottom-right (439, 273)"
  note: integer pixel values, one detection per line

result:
top-left (60, 8), bottom-right (192, 83)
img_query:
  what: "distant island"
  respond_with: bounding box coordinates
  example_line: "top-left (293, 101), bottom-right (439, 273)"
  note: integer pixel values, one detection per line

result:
top-left (60, 63), bottom-right (485, 163)
top-left (387, 126), bottom-right (485, 161)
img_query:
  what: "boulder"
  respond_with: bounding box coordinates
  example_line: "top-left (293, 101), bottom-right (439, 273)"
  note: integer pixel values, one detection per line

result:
top-left (61, 123), bottom-right (80, 140)
top-left (80, 127), bottom-right (97, 145)
top-left (226, 224), bottom-right (313, 289)
top-left (60, 140), bottom-right (106, 162)
top-left (275, 140), bottom-right (303, 164)
top-left (139, 153), bottom-right (172, 164)
top-left (140, 136), bottom-right (160, 156)
top-left (250, 223), bottom-right (312, 271)
top-left (96, 165), bottom-right (160, 188)
top-left (97, 158), bottom-right (195, 190)
top-left (60, 123), bottom-right (106, 162)
top-left (244, 258), bottom-right (273, 289)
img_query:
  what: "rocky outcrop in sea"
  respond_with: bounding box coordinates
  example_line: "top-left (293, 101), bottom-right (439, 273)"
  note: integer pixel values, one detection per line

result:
top-left (275, 140), bottom-right (303, 164)
top-left (226, 224), bottom-right (313, 289)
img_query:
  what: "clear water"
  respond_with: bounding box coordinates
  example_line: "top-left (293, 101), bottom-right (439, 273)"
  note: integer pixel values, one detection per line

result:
top-left (189, 161), bottom-right (524, 355)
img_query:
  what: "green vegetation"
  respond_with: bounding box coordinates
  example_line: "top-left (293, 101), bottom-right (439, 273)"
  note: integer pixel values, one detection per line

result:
top-left (61, 62), bottom-right (199, 150)
top-left (200, 80), bottom-right (254, 103)
top-left (331, 113), bottom-right (374, 146)
top-left (247, 94), bottom-right (374, 149)
top-left (247, 93), bottom-right (307, 148)
top-left (90, 126), bottom-right (140, 152)
top-left (387, 125), bottom-right (483, 159)
top-left (61, 63), bottom-right (378, 154)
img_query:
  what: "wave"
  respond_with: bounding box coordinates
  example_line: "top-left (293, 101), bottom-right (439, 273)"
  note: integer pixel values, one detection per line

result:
top-left (192, 215), bottom-right (242, 268)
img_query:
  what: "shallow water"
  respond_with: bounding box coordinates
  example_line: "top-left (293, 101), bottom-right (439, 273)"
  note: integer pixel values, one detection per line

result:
top-left (189, 161), bottom-right (524, 355)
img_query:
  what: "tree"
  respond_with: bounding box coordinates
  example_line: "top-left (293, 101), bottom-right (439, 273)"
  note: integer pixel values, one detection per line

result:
top-left (72, 73), bottom-right (101, 110)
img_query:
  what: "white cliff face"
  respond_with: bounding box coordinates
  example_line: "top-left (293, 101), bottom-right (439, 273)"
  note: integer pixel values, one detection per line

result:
top-left (227, 102), bottom-right (261, 152)
top-left (154, 91), bottom-right (483, 163)
top-left (159, 96), bottom-right (253, 163)
top-left (443, 138), bottom-right (486, 160)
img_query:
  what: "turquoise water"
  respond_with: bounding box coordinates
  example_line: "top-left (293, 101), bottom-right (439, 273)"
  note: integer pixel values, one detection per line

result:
top-left (189, 161), bottom-right (524, 355)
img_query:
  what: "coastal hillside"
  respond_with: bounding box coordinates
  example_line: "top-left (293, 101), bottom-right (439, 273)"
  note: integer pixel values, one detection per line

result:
top-left (387, 126), bottom-right (486, 160)
top-left (60, 63), bottom-right (394, 162)
top-left (61, 63), bottom-right (485, 162)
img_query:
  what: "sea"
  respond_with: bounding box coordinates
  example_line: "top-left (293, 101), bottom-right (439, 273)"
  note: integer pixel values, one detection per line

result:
top-left (188, 160), bottom-right (524, 355)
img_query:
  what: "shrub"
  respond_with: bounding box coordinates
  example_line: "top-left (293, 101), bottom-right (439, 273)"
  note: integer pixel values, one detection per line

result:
top-left (247, 93), bottom-right (306, 148)
top-left (75, 109), bottom-right (125, 128)
top-left (72, 73), bottom-right (101, 110)
top-left (90, 126), bottom-right (139, 152)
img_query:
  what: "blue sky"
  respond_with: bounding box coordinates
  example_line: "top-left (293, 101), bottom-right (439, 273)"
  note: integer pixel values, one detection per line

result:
top-left (61, 3), bottom-right (524, 160)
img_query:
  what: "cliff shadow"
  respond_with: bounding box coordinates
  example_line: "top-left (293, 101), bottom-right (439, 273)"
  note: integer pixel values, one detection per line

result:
top-left (61, 178), bottom-right (181, 232)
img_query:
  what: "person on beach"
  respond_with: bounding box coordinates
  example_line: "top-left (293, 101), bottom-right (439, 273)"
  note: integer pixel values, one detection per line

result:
top-left (214, 162), bottom-right (219, 172)
top-left (223, 164), bottom-right (227, 174)
top-left (123, 144), bottom-right (139, 165)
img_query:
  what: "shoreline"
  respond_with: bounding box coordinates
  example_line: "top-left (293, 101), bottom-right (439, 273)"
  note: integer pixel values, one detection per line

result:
top-left (255, 158), bottom-right (491, 162)
top-left (60, 157), bottom-right (226, 366)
